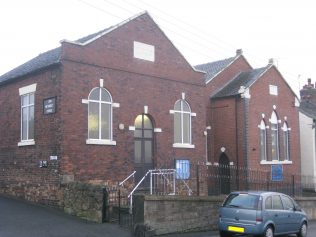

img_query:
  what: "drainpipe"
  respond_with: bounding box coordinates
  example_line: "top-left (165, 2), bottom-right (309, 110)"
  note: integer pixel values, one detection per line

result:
top-left (235, 95), bottom-right (240, 190)
top-left (237, 86), bottom-right (251, 190)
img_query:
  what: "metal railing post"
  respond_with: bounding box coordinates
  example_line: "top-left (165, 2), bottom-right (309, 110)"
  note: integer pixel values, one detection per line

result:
top-left (292, 175), bottom-right (295, 196)
top-left (196, 164), bottom-right (200, 196)
top-left (150, 171), bottom-right (153, 195)
top-left (118, 188), bottom-right (121, 224)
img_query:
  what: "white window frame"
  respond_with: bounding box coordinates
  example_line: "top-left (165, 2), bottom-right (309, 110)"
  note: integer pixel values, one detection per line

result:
top-left (170, 99), bottom-right (196, 149)
top-left (269, 85), bottom-right (278, 95)
top-left (18, 84), bottom-right (37, 146)
top-left (282, 122), bottom-right (290, 161)
top-left (83, 87), bottom-right (118, 146)
top-left (270, 111), bottom-right (280, 161)
top-left (259, 120), bottom-right (267, 161)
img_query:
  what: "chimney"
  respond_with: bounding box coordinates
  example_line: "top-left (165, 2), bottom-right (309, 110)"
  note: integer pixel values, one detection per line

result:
top-left (268, 58), bottom-right (274, 65)
top-left (303, 78), bottom-right (314, 89)
top-left (236, 49), bottom-right (243, 56)
top-left (300, 78), bottom-right (316, 103)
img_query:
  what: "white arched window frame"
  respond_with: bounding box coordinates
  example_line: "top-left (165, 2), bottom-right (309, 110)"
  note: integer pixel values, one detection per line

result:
top-left (282, 122), bottom-right (290, 161)
top-left (82, 85), bottom-right (119, 145)
top-left (270, 111), bottom-right (279, 161)
top-left (259, 119), bottom-right (267, 161)
top-left (170, 98), bottom-right (196, 149)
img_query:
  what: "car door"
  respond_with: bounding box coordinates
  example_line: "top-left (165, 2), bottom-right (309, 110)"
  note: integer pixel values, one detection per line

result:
top-left (265, 195), bottom-right (286, 234)
top-left (280, 195), bottom-right (301, 232)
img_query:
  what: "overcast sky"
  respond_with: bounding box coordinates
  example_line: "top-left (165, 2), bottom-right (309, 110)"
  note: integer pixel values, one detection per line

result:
top-left (1, 0), bottom-right (316, 95)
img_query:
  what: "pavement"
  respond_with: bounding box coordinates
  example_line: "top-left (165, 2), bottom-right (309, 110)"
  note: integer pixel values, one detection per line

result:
top-left (3, 195), bottom-right (313, 237)
top-left (0, 195), bottom-right (221, 237)
top-left (0, 195), bottom-right (133, 237)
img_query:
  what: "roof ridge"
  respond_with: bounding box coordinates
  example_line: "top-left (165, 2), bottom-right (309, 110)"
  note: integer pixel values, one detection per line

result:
top-left (61, 11), bottom-right (148, 46)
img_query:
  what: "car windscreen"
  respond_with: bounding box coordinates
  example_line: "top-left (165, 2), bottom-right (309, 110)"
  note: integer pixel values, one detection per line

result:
top-left (223, 193), bottom-right (260, 210)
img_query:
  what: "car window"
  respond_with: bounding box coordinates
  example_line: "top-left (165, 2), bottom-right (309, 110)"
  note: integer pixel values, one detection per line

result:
top-left (272, 195), bottom-right (283, 210)
top-left (223, 193), bottom-right (259, 209)
top-left (281, 195), bottom-right (294, 210)
top-left (265, 196), bottom-right (272, 209)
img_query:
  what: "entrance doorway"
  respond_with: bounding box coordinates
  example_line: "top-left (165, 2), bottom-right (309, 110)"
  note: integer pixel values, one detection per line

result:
top-left (219, 153), bottom-right (231, 194)
top-left (134, 114), bottom-right (154, 184)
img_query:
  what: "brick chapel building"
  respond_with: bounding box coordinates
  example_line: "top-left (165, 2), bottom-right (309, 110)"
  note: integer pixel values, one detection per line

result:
top-left (196, 51), bottom-right (301, 193)
top-left (0, 12), bottom-right (207, 205)
top-left (0, 12), bottom-right (302, 204)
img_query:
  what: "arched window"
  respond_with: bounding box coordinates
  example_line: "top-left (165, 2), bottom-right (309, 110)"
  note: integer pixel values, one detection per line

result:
top-left (270, 111), bottom-right (279, 161)
top-left (259, 119), bottom-right (267, 161)
top-left (88, 87), bottom-right (113, 142)
top-left (282, 122), bottom-right (290, 161)
top-left (174, 99), bottom-right (192, 145)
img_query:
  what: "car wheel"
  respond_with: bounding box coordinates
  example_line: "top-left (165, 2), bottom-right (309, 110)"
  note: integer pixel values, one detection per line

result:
top-left (219, 231), bottom-right (232, 237)
top-left (262, 226), bottom-right (274, 237)
top-left (297, 222), bottom-right (307, 237)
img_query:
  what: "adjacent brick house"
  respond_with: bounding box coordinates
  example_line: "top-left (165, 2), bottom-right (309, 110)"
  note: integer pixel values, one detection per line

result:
top-left (196, 55), bottom-right (300, 193)
top-left (0, 12), bottom-right (207, 205)
top-left (299, 79), bottom-right (316, 191)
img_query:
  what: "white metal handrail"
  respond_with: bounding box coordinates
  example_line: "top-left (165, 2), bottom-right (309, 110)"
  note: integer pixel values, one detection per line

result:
top-left (119, 170), bottom-right (136, 187)
top-left (128, 170), bottom-right (150, 213)
top-left (127, 169), bottom-right (193, 214)
top-left (150, 169), bottom-right (176, 195)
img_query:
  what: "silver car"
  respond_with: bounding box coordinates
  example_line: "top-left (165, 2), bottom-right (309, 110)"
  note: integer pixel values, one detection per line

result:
top-left (218, 191), bottom-right (307, 237)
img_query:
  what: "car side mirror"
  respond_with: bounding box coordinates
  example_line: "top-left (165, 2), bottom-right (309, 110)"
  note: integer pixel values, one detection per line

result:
top-left (293, 206), bottom-right (301, 212)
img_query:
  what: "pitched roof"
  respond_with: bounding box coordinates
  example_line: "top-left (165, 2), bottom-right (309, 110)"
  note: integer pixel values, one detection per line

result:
top-left (212, 66), bottom-right (269, 99)
top-left (195, 56), bottom-right (236, 84)
top-left (0, 12), bottom-right (146, 85)
top-left (0, 47), bottom-right (62, 84)
top-left (300, 101), bottom-right (316, 118)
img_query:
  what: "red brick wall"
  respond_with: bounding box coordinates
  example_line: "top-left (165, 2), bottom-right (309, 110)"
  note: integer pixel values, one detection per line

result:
top-left (210, 98), bottom-right (237, 163)
top-left (209, 65), bottom-right (300, 176)
top-left (206, 56), bottom-right (251, 164)
top-left (58, 13), bottom-right (206, 184)
top-left (0, 68), bottom-right (62, 205)
top-left (0, 13), bottom-right (207, 202)
top-left (247, 66), bottom-right (300, 175)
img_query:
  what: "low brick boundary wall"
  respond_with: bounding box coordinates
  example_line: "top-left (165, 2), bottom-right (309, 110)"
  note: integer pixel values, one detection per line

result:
top-left (133, 194), bottom-right (316, 236)
top-left (63, 182), bottom-right (105, 223)
top-left (133, 195), bottom-right (224, 235)
top-left (296, 197), bottom-right (316, 220)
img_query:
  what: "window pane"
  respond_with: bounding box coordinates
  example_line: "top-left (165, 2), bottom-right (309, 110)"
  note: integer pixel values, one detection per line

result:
top-left (174, 101), bottom-right (181, 110)
top-left (144, 141), bottom-right (152, 163)
top-left (183, 113), bottom-right (190, 143)
top-left (101, 103), bottom-right (110, 140)
top-left (260, 129), bottom-right (266, 161)
top-left (29, 93), bottom-right (34, 104)
top-left (271, 129), bottom-right (279, 160)
top-left (134, 129), bottom-right (142, 138)
top-left (281, 196), bottom-right (294, 210)
top-left (174, 112), bottom-right (181, 143)
top-left (101, 89), bottom-right (111, 102)
top-left (134, 140), bottom-right (141, 163)
top-left (21, 95), bottom-right (28, 106)
top-left (265, 196), bottom-right (272, 209)
top-left (89, 88), bottom-right (100, 100)
top-left (182, 101), bottom-right (190, 112)
top-left (22, 107), bottom-right (28, 140)
top-left (284, 131), bottom-right (289, 160)
top-left (143, 115), bottom-right (152, 129)
top-left (272, 195), bottom-right (283, 210)
top-left (135, 115), bottom-right (142, 129)
top-left (88, 102), bottom-right (99, 139)
top-left (28, 106), bottom-right (34, 139)
top-left (144, 130), bottom-right (152, 138)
